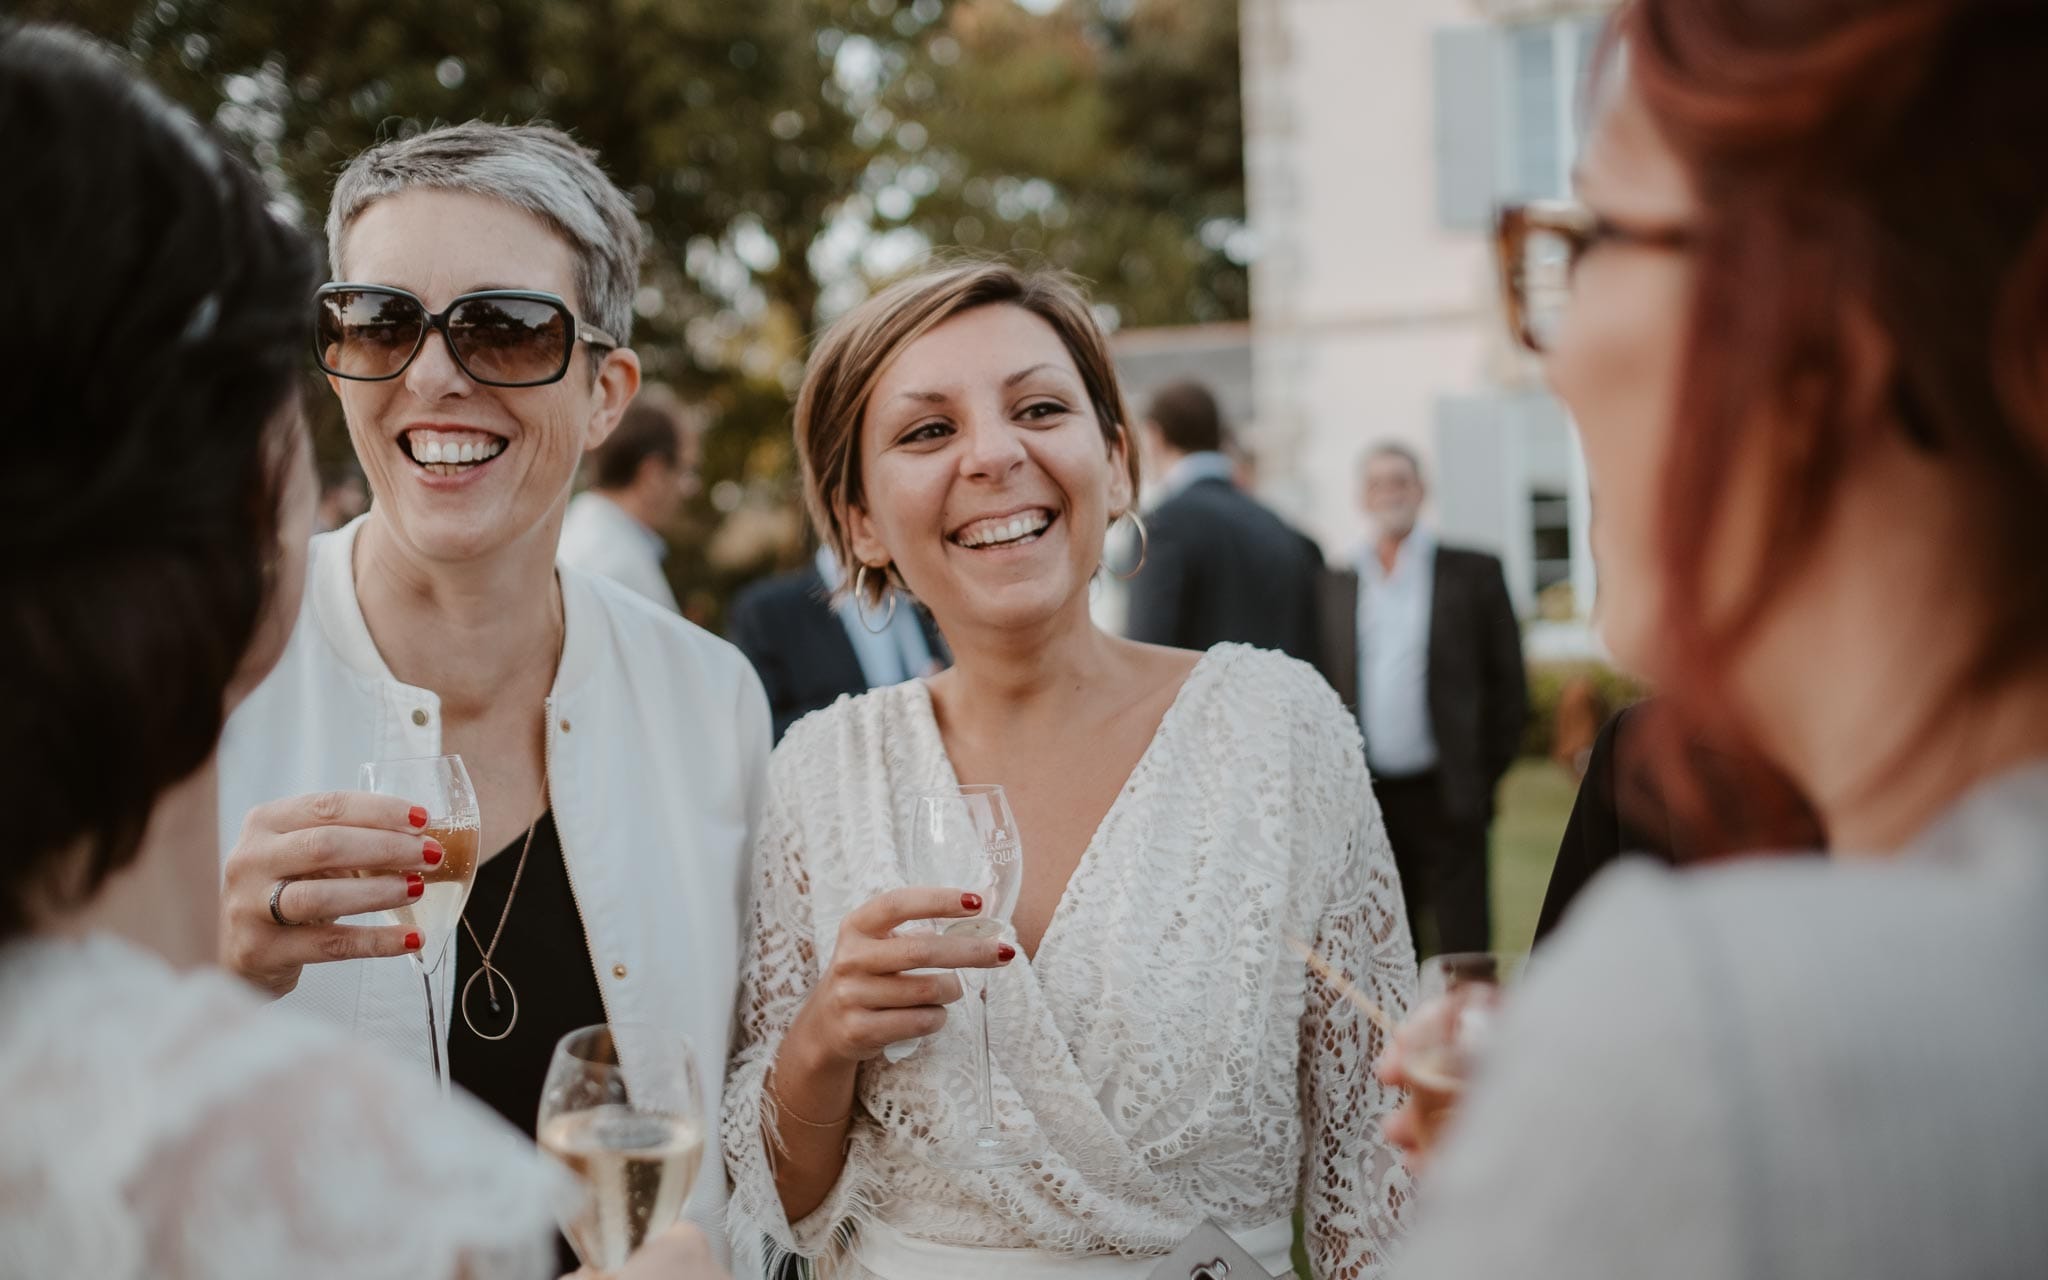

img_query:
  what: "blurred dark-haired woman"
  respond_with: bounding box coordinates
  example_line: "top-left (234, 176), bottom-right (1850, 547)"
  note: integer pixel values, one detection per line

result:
top-left (1380, 2), bottom-right (2048, 1277)
top-left (0, 24), bottom-right (725, 1279)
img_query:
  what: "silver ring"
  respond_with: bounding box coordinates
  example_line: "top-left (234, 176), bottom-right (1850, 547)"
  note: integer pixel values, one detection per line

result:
top-left (268, 879), bottom-right (299, 927)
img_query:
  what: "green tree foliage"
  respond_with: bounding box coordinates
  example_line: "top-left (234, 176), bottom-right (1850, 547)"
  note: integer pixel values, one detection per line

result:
top-left (850, 0), bottom-right (1248, 327)
top-left (25, 0), bottom-right (1245, 617)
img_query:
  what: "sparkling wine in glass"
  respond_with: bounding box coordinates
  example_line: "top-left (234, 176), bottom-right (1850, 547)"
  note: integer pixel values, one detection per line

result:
top-left (905, 784), bottom-right (1042, 1168)
top-left (358, 754), bottom-right (480, 1097)
top-left (1403, 952), bottom-right (1521, 1093)
top-left (538, 1024), bottom-right (707, 1272)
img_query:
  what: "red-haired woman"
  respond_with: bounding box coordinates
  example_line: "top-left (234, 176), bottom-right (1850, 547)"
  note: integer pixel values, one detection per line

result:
top-left (1383, 1), bottom-right (2048, 1276)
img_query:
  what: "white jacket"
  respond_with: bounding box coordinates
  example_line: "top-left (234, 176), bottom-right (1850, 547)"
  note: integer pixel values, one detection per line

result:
top-left (217, 517), bottom-right (769, 1267)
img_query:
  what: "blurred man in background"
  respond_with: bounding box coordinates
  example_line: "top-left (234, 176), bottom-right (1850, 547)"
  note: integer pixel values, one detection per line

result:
top-left (726, 545), bottom-right (945, 741)
top-left (315, 460), bottom-right (368, 532)
top-left (557, 384), bottom-right (700, 612)
top-left (1123, 379), bottom-right (1323, 663)
top-left (1318, 442), bottom-right (1526, 955)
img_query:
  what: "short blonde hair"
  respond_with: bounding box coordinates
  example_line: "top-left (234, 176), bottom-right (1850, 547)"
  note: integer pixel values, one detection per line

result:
top-left (794, 259), bottom-right (1141, 606)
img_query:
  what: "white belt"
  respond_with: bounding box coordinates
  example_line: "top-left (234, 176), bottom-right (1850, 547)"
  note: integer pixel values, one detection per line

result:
top-left (855, 1218), bottom-right (1295, 1280)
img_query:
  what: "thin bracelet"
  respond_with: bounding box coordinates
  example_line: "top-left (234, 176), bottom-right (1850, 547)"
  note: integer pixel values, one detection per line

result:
top-left (767, 1070), bottom-right (853, 1130)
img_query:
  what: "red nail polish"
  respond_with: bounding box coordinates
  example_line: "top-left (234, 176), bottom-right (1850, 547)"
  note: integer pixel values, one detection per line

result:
top-left (422, 838), bottom-right (443, 865)
top-left (404, 931), bottom-right (422, 951)
top-left (997, 943), bottom-right (1017, 962)
top-left (962, 892), bottom-right (983, 911)
top-left (408, 805), bottom-right (429, 829)
top-left (406, 873), bottom-right (424, 898)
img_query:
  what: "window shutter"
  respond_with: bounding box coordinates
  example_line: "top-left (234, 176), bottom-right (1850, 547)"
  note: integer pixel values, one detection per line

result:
top-left (1432, 26), bottom-right (1499, 231)
top-left (1503, 23), bottom-right (1562, 199)
top-left (1432, 394), bottom-right (1509, 554)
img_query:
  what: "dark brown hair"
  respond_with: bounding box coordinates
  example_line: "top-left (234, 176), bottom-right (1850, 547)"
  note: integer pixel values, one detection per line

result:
top-left (1144, 380), bottom-right (1225, 456)
top-left (1618, 0), bottom-right (2048, 820)
top-left (591, 385), bottom-right (697, 491)
top-left (793, 259), bottom-right (1142, 605)
top-left (0, 25), bottom-right (317, 941)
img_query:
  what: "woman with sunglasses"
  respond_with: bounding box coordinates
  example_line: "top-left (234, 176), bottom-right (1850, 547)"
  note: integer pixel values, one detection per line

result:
top-left (1381, 2), bottom-right (2048, 1277)
top-left (215, 121), bottom-right (769, 1270)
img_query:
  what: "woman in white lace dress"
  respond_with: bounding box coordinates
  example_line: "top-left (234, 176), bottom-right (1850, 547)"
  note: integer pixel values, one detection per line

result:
top-left (722, 262), bottom-right (1416, 1279)
top-left (0, 28), bottom-right (714, 1280)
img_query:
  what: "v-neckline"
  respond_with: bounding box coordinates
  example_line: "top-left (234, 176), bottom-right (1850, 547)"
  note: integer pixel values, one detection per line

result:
top-left (904, 646), bottom-right (1224, 965)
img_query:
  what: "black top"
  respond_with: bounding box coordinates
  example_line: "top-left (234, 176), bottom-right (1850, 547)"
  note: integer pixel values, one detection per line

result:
top-left (1536, 708), bottom-right (1673, 944)
top-left (1535, 703), bottom-right (1825, 944)
top-left (449, 808), bottom-right (607, 1138)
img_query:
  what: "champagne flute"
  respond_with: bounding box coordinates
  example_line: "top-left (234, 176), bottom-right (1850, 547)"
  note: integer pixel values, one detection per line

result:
top-left (358, 754), bottom-right (480, 1098)
top-left (1401, 952), bottom-right (1522, 1092)
top-left (904, 784), bottom-right (1042, 1168)
top-left (538, 1024), bottom-right (707, 1272)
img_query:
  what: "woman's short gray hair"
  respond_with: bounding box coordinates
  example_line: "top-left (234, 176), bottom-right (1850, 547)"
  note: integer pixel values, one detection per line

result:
top-left (326, 120), bottom-right (644, 344)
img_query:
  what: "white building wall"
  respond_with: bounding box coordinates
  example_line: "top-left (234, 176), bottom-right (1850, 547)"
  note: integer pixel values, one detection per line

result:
top-left (1242, 0), bottom-right (1611, 647)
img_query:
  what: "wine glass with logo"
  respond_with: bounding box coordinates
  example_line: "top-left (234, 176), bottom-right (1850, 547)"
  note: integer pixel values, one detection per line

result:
top-left (538, 1024), bottom-right (707, 1272)
top-left (904, 783), bottom-right (1041, 1168)
top-left (358, 754), bottom-right (480, 1097)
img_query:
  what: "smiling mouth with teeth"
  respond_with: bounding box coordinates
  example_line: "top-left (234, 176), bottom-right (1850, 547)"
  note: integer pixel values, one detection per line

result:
top-left (954, 509), bottom-right (1057, 549)
top-left (401, 429), bottom-right (507, 475)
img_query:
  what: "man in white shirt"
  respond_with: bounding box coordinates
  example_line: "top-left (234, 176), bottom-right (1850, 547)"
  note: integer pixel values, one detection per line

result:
top-left (557, 385), bottom-right (701, 612)
top-left (1315, 443), bottom-right (1527, 954)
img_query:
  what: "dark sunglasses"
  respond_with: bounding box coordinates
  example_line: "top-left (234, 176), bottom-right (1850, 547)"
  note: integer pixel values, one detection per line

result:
top-left (1495, 201), bottom-right (1694, 353)
top-left (314, 283), bottom-right (619, 388)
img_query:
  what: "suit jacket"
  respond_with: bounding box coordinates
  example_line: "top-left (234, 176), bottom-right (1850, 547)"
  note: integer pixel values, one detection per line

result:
top-left (1317, 543), bottom-right (1528, 828)
top-left (1124, 476), bottom-right (1325, 664)
top-left (725, 565), bottom-right (946, 742)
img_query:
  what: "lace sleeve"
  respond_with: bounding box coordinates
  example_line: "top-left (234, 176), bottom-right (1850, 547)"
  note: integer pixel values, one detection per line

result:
top-left (1299, 745), bottom-right (1417, 1280)
top-left (128, 1019), bottom-right (566, 1280)
top-left (721, 749), bottom-right (879, 1261)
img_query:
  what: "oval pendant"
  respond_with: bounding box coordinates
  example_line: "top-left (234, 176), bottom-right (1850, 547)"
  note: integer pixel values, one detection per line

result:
top-left (460, 964), bottom-right (519, 1041)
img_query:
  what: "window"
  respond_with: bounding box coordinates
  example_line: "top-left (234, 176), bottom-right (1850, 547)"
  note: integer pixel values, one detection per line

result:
top-left (1530, 488), bottom-right (1573, 593)
top-left (1495, 14), bottom-right (1609, 202)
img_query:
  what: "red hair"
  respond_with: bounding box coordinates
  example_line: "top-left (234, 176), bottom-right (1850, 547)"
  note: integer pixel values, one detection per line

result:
top-left (1614, 0), bottom-right (2048, 843)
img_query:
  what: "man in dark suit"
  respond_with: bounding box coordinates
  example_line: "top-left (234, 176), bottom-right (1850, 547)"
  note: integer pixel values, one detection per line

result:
top-left (726, 547), bottom-right (946, 741)
top-left (1317, 443), bottom-right (1527, 955)
top-left (1124, 381), bottom-right (1323, 663)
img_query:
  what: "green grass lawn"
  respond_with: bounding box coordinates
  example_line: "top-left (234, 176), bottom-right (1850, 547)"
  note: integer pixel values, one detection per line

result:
top-left (1489, 757), bottom-right (1579, 954)
top-left (1289, 759), bottom-right (1576, 1276)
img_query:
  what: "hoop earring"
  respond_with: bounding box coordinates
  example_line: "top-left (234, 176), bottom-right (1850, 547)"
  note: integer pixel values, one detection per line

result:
top-left (1107, 510), bottom-right (1149, 581)
top-left (852, 563), bottom-right (900, 634)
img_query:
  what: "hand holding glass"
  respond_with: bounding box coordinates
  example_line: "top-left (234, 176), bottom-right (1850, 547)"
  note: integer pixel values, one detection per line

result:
top-left (357, 754), bottom-right (479, 1097)
top-left (902, 784), bottom-right (1042, 1168)
top-left (1377, 952), bottom-right (1520, 1171)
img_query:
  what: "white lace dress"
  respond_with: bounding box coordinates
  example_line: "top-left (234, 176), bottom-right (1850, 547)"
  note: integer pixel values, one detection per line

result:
top-left (0, 932), bottom-right (568, 1280)
top-left (722, 645), bottom-right (1416, 1280)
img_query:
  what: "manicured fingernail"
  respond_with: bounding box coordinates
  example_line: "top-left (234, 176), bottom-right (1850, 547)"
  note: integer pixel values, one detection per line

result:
top-left (408, 805), bottom-right (429, 829)
top-left (961, 892), bottom-right (983, 911)
top-left (997, 943), bottom-right (1016, 962)
top-left (422, 838), bottom-right (443, 865)
top-left (406, 872), bottom-right (424, 899)
top-left (404, 930), bottom-right (422, 950)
